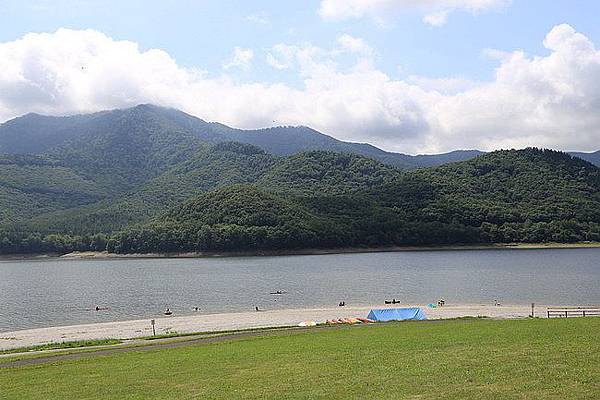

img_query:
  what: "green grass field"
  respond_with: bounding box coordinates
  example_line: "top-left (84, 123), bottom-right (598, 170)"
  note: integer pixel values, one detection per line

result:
top-left (1, 318), bottom-right (598, 399)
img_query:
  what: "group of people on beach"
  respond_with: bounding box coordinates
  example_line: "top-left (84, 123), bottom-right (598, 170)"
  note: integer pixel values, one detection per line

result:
top-left (93, 292), bottom-right (461, 318)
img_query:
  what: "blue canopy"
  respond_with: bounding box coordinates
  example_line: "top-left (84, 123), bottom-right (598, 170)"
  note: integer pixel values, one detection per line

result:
top-left (367, 308), bottom-right (426, 322)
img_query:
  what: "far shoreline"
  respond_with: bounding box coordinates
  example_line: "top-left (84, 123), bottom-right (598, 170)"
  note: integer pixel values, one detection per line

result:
top-left (1, 241), bottom-right (600, 261)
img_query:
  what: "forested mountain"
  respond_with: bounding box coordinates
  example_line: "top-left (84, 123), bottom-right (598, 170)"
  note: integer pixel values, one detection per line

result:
top-left (258, 151), bottom-right (400, 195)
top-left (26, 145), bottom-right (401, 235)
top-left (0, 105), bottom-right (486, 172)
top-left (570, 150), bottom-right (600, 167)
top-left (27, 142), bottom-right (279, 234)
top-left (0, 104), bottom-right (483, 229)
top-left (0, 154), bottom-right (104, 224)
top-left (0, 105), bottom-right (599, 255)
top-left (109, 149), bottom-right (600, 254)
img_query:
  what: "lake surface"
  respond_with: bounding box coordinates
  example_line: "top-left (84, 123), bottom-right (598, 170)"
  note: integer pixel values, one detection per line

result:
top-left (0, 248), bottom-right (599, 332)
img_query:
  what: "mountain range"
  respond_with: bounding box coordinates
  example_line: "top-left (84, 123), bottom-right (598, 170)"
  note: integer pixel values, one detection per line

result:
top-left (0, 104), bottom-right (598, 254)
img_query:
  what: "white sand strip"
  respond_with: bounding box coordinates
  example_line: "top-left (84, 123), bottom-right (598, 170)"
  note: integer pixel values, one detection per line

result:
top-left (0, 304), bottom-right (541, 351)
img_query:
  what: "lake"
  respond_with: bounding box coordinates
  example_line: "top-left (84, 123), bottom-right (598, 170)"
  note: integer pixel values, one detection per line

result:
top-left (0, 248), bottom-right (599, 332)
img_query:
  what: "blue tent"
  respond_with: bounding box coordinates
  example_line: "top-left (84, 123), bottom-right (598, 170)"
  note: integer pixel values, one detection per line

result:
top-left (367, 308), bottom-right (426, 322)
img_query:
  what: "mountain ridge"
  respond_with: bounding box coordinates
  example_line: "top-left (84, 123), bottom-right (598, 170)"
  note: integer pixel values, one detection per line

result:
top-left (0, 105), bottom-right (599, 255)
top-left (0, 105), bottom-right (487, 170)
top-left (108, 148), bottom-right (600, 254)
top-left (2, 105), bottom-right (597, 170)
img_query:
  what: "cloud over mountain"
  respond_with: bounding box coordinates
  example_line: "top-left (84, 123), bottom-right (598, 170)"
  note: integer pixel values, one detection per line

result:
top-left (0, 25), bottom-right (599, 153)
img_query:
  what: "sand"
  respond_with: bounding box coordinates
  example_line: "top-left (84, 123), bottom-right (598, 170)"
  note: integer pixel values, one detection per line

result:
top-left (0, 304), bottom-right (546, 351)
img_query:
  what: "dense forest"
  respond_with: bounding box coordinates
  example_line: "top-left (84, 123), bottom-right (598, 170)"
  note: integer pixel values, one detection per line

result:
top-left (106, 149), bottom-right (600, 254)
top-left (0, 105), bottom-right (599, 255)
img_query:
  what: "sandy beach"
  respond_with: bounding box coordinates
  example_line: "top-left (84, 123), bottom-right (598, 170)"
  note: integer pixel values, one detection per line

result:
top-left (0, 241), bottom-right (597, 262)
top-left (0, 304), bottom-right (544, 351)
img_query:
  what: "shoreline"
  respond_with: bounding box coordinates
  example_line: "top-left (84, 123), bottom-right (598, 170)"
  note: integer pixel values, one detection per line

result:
top-left (0, 303), bottom-right (546, 351)
top-left (2, 241), bottom-right (600, 261)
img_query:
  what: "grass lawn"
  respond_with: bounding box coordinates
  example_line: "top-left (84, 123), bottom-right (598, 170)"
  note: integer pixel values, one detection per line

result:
top-left (1, 318), bottom-right (598, 399)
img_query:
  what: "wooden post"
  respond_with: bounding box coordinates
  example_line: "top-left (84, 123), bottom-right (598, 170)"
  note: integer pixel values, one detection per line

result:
top-left (151, 319), bottom-right (156, 336)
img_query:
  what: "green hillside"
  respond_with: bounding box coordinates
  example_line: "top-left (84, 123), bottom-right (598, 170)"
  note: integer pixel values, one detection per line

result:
top-left (25, 145), bottom-right (400, 236)
top-left (27, 142), bottom-right (278, 234)
top-left (258, 151), bottom-right (401, 195)
top-left (0, 155), bottom-right (105, 224)
top-left (411, 148), bottom-right (600, 242)
top-left (107, 148), bottom-right (600, 254)
top-left (0, 105), bottom-right (599, 255)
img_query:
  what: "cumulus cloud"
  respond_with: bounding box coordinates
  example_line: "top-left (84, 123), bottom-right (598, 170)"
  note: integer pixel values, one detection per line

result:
top-left (246, 11), bottom-right (270, 26)
top-left (318, 0), bottom-right (511, 26)
top-left (423, 10), bottom-right (449, 27)
top-left (336, 34), bottom-right (374, 60)
top-left (1, 25), bottom-right (599, 154)
top-left (222, 47), bottom-right (254, 70)
top-left (407, 75), bottom-right (477, 94)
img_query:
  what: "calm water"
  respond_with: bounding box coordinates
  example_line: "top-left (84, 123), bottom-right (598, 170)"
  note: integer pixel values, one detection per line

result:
top-left (0, 248), bottom-right (599, 332)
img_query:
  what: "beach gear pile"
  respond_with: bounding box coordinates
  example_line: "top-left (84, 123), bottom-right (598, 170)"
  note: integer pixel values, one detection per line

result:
top-left (298, 320), bottom-right (317, 327)
top-left (301, 307), bottom-right (427, 327)
top-left (325, 317), bottom-right (373, 325)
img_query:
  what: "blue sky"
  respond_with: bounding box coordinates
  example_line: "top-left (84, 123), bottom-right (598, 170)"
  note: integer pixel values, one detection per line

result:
top-left (2, 0), bottom-right (599, 82)
top-left (1, 0), bottom-right (600, 153)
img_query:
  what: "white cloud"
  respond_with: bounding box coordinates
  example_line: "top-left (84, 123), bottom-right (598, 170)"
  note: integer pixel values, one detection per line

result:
top-left (407, 75), bottom-right (477, 94)
top-left (266, 36), bottom-right (373, 73)
top-left (223, 47), bottom-right (254, 70)
top-left (266, 43), bottom-right (333, 74)
top-left (318, 0), bottom-right (511, 26)
top-left (336, 34), bottom-right (373, 57)
top-left (423, 10), bottom-right (449, 27)
top-left (1, 25), bottom-right (600, 154)
top-left (266, 44), bottom-right (297, 70)
top-left (246, 11), bottom-right (270, 26)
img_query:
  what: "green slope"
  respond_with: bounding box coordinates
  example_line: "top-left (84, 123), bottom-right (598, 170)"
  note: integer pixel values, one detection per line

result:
top-left (28, 145), bottom-right (400, 235)
top-left (0, 104), bottom-right (599, 255)
top-left (28, 142), bottom-right (278, 234)
top-left (410, 148), bottom-right (600, 242)
top-left (0, 155), bottom-right (105, 224)
top-left (258, 151), bottom-right (400, 195)
top-left (2, 319), bottom-right (598, 400)
top-left (109, 148), bottom-right (600, 254)
top-left (0, 105), bottom-right (227, 227)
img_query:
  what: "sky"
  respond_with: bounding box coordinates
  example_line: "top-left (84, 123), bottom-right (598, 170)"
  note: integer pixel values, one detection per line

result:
top-left (1, 0), bottom-right (600, 154)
